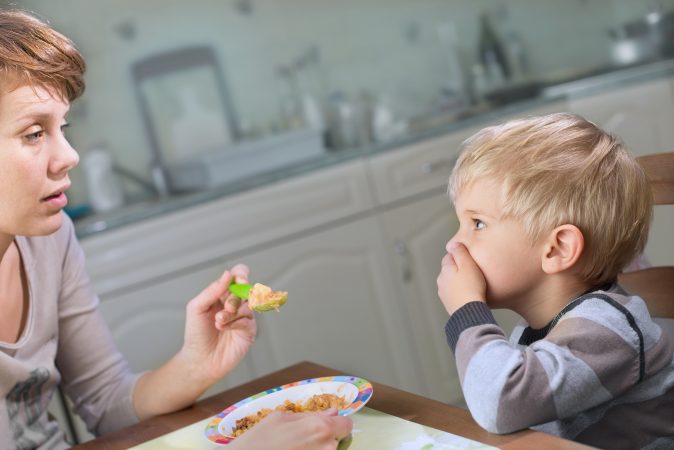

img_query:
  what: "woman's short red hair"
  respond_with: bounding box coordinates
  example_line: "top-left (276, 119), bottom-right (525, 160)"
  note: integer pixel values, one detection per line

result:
top-left (0, 10), bottom-right (85, 101)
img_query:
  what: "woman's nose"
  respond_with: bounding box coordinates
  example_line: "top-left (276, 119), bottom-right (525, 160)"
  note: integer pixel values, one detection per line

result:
top-left (50, 137), bottom-right (79, 175)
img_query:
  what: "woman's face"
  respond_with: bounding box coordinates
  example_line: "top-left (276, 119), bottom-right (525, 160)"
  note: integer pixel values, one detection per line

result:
top-left (0, 84), bottom-right (78, 238)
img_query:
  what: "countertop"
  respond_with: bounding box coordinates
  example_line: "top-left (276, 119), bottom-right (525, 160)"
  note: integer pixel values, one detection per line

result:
top-left (74, 57), bottom-right (674, 239)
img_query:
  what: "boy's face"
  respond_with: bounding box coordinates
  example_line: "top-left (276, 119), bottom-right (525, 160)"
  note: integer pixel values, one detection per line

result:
top-left (448, 179), bottom-right (544, 309)
top-left (0, 84), bottom-right (78, 238)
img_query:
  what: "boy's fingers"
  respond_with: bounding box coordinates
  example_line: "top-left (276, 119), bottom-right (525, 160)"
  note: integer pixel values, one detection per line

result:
top-left (450, 243), bottom-right (475, 270)
top-left (441, 253), bottom-right (457, 271)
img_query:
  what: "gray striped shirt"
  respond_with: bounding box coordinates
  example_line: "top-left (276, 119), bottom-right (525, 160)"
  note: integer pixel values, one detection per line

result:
top-left (445, 286), bottom-right (674, 449)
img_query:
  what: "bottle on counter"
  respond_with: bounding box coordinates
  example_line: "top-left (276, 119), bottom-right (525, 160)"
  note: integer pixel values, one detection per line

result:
top-left (503, 30), bottom-right (528, 80)
top-left (477, 12), bottom-right (511, 87)
top-left (324, 91), bottom-right (358, 150)
top-left (82, 146), bottom-right (125, 213)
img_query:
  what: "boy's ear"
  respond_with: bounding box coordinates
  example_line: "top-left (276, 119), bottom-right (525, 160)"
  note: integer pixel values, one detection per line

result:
top-left (541, 224), bottom-right (585, 275)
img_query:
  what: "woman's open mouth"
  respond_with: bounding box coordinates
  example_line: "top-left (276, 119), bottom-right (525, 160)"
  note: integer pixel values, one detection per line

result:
top-left (42, 191), bottom-right (68, 209)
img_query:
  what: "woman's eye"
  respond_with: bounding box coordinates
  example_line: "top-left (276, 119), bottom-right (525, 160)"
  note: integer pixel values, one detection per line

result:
top-left (24, 129), bottom-right (44, 143)
top-left (473, 219), bottom-right (486, 230)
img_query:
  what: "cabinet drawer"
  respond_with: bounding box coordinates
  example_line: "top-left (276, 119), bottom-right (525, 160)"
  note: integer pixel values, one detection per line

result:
top-left (367, 129), bottom-right (478, 206)
top-left (367, 101), bottom-right (568, 206)
top-left (81, 159), bottom-right (374, 298)
top-left (567, 77), bottom-right (674, 156)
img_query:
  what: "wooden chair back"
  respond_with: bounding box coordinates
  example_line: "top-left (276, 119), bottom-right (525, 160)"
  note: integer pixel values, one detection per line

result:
top-left (617, 152), bottom-right (674, 319)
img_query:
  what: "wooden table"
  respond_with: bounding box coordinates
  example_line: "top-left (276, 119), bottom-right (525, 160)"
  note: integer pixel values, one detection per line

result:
top-left (72, 361), bottom-right (595, 449)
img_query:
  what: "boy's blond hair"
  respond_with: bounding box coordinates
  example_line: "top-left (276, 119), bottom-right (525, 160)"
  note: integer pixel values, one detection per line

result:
top-left (449, 112), bottom-right (652, 286)
top-left (0, 10), bottom-right (85, 101)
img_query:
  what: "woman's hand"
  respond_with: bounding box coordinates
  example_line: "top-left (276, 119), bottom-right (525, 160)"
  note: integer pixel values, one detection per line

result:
top-left (180, 264), bottom-right (257, 383)
top-left (437, 243), bottom-right (487, 315)
top-left (230, 409), bottom-right (353, 450)
top-left (133, 264), bottom-right (258, 419)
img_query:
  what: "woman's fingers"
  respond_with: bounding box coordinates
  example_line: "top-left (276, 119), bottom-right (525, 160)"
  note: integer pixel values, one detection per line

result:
top-left (327, 414), bottom-right (353, 441)
top-left (188, 271), bottom-right (232, 314)
top-left (223, 293), bottom-right (242, 314)
top-left (230, 263), bottom-right (250, 284)
top-left (187, 264), bottom-right (253, 330)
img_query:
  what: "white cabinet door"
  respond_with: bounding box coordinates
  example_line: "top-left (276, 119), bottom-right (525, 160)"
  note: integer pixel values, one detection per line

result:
top-left (229, 215), bottom-right (424, 396)
top-left (567, 78), bottom-right (674, 266)
top-left (377, 193), bottom-right (520, 406)
top-left (98, 262), bottom-right (257, 397)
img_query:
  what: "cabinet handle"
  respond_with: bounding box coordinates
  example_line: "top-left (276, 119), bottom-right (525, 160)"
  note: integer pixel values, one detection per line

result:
top-left (393, 240), bottom-right (413, 283)
top-left (420, 157), bottom-right (457, 175)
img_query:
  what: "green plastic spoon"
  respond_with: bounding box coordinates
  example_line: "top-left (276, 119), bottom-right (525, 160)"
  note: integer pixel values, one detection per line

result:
top-left (228, 282), bottom-right (252, 299)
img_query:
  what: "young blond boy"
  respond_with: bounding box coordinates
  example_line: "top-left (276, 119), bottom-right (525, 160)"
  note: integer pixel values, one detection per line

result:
top-left (437, 113), bottom-right (674, 449)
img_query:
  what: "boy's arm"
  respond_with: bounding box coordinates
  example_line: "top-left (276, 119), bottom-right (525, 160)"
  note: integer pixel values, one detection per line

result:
top-left (446, 300), bottom-right (643, 434)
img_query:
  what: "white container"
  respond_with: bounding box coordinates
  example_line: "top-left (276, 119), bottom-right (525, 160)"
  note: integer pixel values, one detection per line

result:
top-left (165, 127), bottom-right (325, 192)
top-left (83, 147), bottom-right (124, 213)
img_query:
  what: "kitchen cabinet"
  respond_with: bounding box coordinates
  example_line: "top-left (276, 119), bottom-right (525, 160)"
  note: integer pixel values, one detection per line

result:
top-left (80, 159), bottom-right (374, 299)
top-left (227, 215), bottom-right (424, 396)
top-left (566, 77), bottom-right (674, 156)
top-left (566, 77), bottom-right (674, 266)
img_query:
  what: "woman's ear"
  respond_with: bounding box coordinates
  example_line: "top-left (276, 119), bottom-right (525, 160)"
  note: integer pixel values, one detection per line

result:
top-left (541, 224), bottom-right (584, 275)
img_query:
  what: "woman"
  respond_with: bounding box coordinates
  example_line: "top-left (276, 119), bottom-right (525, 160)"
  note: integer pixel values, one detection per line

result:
top-left (0, 9), bottom-right (351, 449)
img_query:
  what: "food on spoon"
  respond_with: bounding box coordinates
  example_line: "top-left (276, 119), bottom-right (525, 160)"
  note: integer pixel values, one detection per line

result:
top-left (248, 283), bottom-right (288, 312)
top-left (231, 393), bottom-right (348, 437)
top-left (229, 282), bottom-right (288, 312)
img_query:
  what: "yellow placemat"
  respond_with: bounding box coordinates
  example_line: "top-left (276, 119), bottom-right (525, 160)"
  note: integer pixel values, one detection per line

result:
top-left (129, 407), bottom-right (498, 450)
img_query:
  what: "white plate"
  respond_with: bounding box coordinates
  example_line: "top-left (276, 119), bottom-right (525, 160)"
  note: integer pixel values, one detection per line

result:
top-left (204, 375), bottom-right (373, 445)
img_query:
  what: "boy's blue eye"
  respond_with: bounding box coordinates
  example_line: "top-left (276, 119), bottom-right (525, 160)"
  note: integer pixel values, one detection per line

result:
top-left (473, 219), bottom-right (485, 230)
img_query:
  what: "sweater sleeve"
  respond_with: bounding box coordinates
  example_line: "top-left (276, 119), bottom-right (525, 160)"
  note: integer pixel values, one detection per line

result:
top-left (446, 300), bottom-right (642, 434)
top-left (54, 217), bottom-right (141, 436)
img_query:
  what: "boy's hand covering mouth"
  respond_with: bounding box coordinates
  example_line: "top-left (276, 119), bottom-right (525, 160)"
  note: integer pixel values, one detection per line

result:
top-left (437, 243), bottom-right (487, 315)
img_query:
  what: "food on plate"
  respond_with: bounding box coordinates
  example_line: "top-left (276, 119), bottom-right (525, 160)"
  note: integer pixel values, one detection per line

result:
top-left (231, 393), bottom-right (348, 436)
top-left (247, 282), bottom-right (288, 312)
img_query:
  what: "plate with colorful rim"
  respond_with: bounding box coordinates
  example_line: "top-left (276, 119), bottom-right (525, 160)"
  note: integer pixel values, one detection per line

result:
top-left (204, 375), bottom-right (373, 445)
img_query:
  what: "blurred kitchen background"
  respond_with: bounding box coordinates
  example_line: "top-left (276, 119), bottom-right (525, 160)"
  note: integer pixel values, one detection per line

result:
top-left (7, 0), bottom-right (674, 214)
top-left (8, 0), bottom-right (674, 444)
